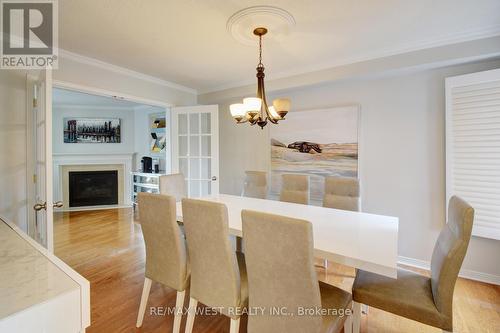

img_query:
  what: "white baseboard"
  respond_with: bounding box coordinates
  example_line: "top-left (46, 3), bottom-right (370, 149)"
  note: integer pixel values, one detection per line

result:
top-left (398, 256), bottom-right (500, 286)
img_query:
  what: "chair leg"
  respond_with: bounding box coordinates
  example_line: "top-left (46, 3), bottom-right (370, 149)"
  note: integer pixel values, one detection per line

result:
top-left (229, 318), bottom-right (240, 333)
top-left (173, 290), bottom-right (186, 333)
top-left (136, 277), bottom-right (152, 327)
top-left (353, 301), bottom-right (361, 333)
top-left (184, 297), bottom-right (198, 333)
top-left (344, 313), bottom-right (353, 333)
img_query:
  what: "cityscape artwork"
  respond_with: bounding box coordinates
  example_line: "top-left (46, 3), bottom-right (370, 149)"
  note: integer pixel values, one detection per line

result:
top-left (64, 118), bottom-right (121, 143)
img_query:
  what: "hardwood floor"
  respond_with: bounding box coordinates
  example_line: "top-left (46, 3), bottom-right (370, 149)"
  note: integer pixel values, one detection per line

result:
top-left (54, 208), bottom-right (500, 333)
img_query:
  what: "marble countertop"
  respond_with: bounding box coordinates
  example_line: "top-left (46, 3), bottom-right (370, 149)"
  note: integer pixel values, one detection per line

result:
top-left (0, 220), bottom-right (79, 320)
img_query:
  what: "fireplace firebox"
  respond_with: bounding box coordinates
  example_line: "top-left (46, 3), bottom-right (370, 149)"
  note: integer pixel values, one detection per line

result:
top-left (69, 170), bottom-right (118, 207)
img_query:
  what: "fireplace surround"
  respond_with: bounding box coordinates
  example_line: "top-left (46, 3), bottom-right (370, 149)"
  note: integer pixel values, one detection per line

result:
top-left (53, 153), bottom-right (133, 210)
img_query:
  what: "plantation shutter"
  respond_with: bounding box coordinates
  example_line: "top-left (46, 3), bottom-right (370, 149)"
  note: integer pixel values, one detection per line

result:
top-left (446, 68), bottom-right (500, 240)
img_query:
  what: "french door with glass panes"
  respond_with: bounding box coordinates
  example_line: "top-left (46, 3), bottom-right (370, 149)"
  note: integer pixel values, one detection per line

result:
top-left (172, 105), bottom-right (219, 197)
top-left (26, 69), bottom-right (55, 251)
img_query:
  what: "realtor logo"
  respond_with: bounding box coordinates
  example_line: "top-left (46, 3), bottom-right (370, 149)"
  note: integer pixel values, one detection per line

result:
top-left (1, 0), bottom-right (58, 69)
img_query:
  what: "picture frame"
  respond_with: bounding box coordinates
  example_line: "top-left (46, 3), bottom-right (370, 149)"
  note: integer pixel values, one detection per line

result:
top-left (63, 118), bottom-right (121, 143)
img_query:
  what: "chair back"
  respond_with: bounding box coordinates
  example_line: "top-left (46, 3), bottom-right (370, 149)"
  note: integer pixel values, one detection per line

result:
top-left (242, 210), bottom-right (322, 333)
top-left (430, 196), bottom-right (474, 319)
top-left (280, 174), bottom-right (309, 205)
top-left (323, 176), bottom-right (360, 211)
top-left (182, 198), bottom-right (243, 317)
top-left (159, 173), bottom-right (186, 202)
top-left (243, 171), bottom-right (268, 199)
top-left (138, 192), bottom-right (189, 291)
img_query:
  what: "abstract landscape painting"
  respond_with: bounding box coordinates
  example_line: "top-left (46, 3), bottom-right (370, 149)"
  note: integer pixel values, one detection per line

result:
top-left (270, 106), bottom-right (359, 203)
top-left (64, 118), bottom-right (121, 143)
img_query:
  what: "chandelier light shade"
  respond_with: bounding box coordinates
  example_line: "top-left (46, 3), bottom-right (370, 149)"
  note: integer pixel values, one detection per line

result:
top-left (272, 98), bottom-right (291, 119)
top-left (229, 103), bottom-right (247, 122)
top-left (230, 27), bottom-right (291, 129)
top-left (243, 97), bottom-right (262, 114)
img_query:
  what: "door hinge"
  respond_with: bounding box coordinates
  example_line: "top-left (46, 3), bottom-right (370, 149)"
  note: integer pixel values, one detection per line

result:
top-left (33, 174), bottom-right (37, 183)
top-left (33, 84), bottom-right (38, 108)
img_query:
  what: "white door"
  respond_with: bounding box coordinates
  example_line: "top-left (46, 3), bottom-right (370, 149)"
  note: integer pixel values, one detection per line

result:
top-left (26, 69), bottom-right (55, 252)
top-left (172, 105), bottom-right (219, 197)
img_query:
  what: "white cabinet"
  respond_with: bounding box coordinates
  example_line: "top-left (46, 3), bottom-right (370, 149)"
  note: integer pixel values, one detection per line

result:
top-left (131, 172), bottom-right (164, 207)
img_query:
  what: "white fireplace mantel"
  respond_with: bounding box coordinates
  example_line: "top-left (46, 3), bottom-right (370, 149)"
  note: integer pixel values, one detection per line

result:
top-left (53, 153), bottom-right (134, 208)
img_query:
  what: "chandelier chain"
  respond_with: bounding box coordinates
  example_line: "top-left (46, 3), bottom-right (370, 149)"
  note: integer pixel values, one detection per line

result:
top-left (258, 34), bottom-right (263, 67)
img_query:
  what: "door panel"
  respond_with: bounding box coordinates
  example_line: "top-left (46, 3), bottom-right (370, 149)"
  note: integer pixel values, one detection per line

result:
top-left (172, 105), bottom-right (219, 197)
top-left (27, 69), bottom-right (53, 251)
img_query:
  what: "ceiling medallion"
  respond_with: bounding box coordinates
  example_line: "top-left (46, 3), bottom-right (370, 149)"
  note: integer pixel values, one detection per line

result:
top-left (229, 27), bottom-right (290, 129)
top-left (227, 6), bottom-right (296, 46)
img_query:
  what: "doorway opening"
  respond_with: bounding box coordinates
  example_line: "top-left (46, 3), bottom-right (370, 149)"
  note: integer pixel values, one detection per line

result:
top-left (49, 87), bottom-right (169, 214)
top-left (26, 79), bottom-right (171, 252)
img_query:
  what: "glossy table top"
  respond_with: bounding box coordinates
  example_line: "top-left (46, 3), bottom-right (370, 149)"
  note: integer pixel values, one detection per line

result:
top-left (0, 220), bottom-right (79, 320)
top-left (177, 194), bottom-right (399, 278)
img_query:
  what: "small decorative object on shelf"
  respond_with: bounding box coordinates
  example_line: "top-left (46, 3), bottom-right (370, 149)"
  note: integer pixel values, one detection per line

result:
top-left (150, 113), bottom-right (167, 153)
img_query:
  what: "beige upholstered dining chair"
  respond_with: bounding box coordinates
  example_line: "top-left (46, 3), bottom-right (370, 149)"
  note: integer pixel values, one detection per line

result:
top-left (136, 193), bottom-right (190, 333)
top-left (320, 176), bottom-right (361, 270)
top-left (159, 173), bottom-right (186, 202)
top-left (242, 210), bottom-right (353, 333)
top-left (182, 198), bottom-right (248, 333)
top-left (323, 176), bottom-right (361, 212)
top-left (242, 171), bottom-right (268, 199)
top-left (352, 196), bottom-right (474, 333)
top-left (280, 174), bottom-right (309, 205)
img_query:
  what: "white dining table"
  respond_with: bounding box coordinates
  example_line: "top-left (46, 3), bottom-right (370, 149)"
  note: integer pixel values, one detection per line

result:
top-left (176, 194), bottom-right (399, 278)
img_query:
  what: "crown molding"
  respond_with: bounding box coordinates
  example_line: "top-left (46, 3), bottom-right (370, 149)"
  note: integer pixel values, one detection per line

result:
top-left (54, 104), bottom-right (164, 112)
top-left (58, 49), bottom-right (197, 95)
top-left (199, 24), bottom-right (500, 94)
top-left (53, 104), bottom-right (134, 110)
top-left (133, 104), bottom-right (163, 112)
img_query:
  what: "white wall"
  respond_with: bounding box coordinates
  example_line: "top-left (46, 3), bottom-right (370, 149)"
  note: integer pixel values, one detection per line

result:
top-left (53, 106), bottom-right (136, 155)
top-left (200, 59), bottom-right (500, 279)
top-left (0, 71), bottom-right (27, 230)
top-left (54, 56), bottom-right (197, 106)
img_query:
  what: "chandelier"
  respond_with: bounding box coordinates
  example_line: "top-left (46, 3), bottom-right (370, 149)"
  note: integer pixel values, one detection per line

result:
top-left (230, 27), bottom-right (291, 129)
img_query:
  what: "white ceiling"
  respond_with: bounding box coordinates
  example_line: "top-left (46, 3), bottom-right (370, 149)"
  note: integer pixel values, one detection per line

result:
top-left (53, 88), bottom-right (151, 108)
top-left (59, 0), bottom-right (500, 93)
